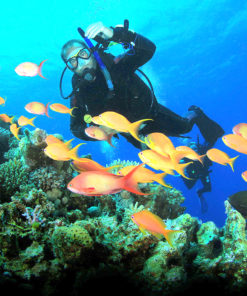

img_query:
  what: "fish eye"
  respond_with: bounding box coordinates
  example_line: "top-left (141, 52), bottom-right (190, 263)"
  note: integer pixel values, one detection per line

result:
top-left (131, 215), bottom-right (134, 218)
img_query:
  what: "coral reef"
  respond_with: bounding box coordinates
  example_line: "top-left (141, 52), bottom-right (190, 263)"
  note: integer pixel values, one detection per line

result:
top-left (1, 127), bottom-right (247, 295)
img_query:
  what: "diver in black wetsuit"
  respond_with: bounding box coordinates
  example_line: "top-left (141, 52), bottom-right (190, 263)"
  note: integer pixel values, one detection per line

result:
top-left (60, 21), bottom-right (224, 149)
top-left (182, 137), bottom-right (213, 213)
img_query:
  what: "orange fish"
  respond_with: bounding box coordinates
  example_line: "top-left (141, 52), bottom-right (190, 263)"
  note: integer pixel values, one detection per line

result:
top-left (49, 103), bottom-right (77, 116)
top-left (206, 148), bottom-right (238, 171)
top-left (15, 60), bottom-right (47, 79)
top-left (85, 126), bottom-right (115, 147)
top-left (67, 163), bottom-right (148, 196)
top-left (242, 171), bottom-right (247, 182)
top-left (222, 134), bottom-right (247, 154)
top-left (10, 123), bottom-right (21, 140)
top-left (144, 132), bottom-right (175, 157)
top-left (138, 149), bottom-right (192, 179)
top-left (233, 123), bottom-right (247, 140)
top-left (131, 209), bottom-right (181, 246)
top-left (117, 165), bottom-right (171, 188)
top-left (0, 97), bottom-right (6, 106)
top-left (175, 146), bottom-right (205, 164)
top-left (0, 114), bottom-right (15, 123)
top-left (45, 135), bottom-right (74, 149)
top-left (98, 111), bottom-right (152, 143)
top-left (25, 102), bottom-right (50, 117)
top-left (71, 158), bottom-right (120, 173)
top-left (44, 142), bottom-right (85, 162)
top-left (18, 115), bottom-right (36, 127)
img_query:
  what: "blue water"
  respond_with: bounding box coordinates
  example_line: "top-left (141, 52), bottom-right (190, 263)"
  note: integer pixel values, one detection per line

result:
top-left (1, 0), bottom-right (247, 227)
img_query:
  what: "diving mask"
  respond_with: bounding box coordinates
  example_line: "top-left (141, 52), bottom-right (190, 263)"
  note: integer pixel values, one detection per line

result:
top-left (65, 48), bottom-right (92, 70)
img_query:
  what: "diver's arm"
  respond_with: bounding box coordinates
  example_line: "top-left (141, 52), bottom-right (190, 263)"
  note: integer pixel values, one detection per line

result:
top-left (110, 26), bottom-right (156, 70)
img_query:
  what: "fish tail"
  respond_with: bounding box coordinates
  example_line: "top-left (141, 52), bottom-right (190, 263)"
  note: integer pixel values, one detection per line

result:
top-left (153, 172), bottom-right (172, 188)
top-left (176, 162), bottom-right (193, 179)
top-left (38, 59), bottom-right (48, 79)
top-left (198, 154), bottom-right (206, 165)
top-left (107, 133), bottom-right (115, 147)
top-left (30, 117), bottom-right (36, 127)
top-left (163, 229), bottom-right (182, 247)
top-left (129, 119), bottom-right (153, 143)
top-left (69, 143), bottom-right (86, 161)
top-left (45, 102), bottom-right (51, 118)
top-left (122, 163), bottom-right (149, 195)
top-left (229, 155), bottom-right (239, 172)
top-left (10, 116), bottom-right (15, 124)
top-left (70, 107), bottom-right (78, 117)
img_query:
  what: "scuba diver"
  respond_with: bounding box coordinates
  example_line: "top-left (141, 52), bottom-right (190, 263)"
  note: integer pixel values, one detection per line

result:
top-left (181, 137), bottom-right (213, 213)
top-left (60, 21), bottom-right (224, 150)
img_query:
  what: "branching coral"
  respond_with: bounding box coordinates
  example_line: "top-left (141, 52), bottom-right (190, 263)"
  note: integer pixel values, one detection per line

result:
top-left (0, 157), bottom-right (29, 201)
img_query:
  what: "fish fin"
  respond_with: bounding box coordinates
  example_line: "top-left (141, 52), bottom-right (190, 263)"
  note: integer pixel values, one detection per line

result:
top-left (153, 172), bottom-right (172, 188)
top-left (107, 133), bottom-right (115, 147)
top-left (69, 143), bottom-right (85, 161)
top-left (228, 155), bottom-right (239, 172)
top-left (129, 119), bottom-right (153, 143)
top-left (198, 154), bottom-right (206, 165)
top-left (176, 162), bottom-right (193, 179)
top-left (163, 229), bottom-right (182, 247)
top-left (150, 231), bottom-right (163, 239)
top-left (139, 226), bottom-right (148, 235)
top-left (64, 138), bottom-right (74, 149)
top-left (105, 164), bottom-right (122, 172)
top-left (70, 107), bottom-right (78, 117)
top-left (122, 163), bottom-right (150, 195)
top-left (10, 116), bottom-right (15, 124)
top-left (38, 59), bottom-right (48, 79)
top-left (45, 102), bottom-right (51, 118)
top-left (29, 117), bottom-right (36, 127)
top-left (70, 162), bottom-right (85, 173)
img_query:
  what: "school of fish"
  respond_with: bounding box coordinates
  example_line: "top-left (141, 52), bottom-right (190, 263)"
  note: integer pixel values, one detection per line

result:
top-left (0, 59), bottom-right (246, 247)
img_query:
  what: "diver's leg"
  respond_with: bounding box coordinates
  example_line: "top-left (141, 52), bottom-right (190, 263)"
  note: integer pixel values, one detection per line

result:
top-left (188, 105), bottom-right (225, 146)
top-left (197, 174), bottom-right (212, 213)
top-left (141, 104), bottom-right (194, 136)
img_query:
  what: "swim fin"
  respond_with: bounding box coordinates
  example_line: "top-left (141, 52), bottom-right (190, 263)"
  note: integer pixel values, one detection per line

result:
top-left (188, 106), bottom-right (225, 146)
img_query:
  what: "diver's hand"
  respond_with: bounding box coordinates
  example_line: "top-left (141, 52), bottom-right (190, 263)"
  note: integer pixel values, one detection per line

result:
top-left (85, 22), bottom-right (114, 40)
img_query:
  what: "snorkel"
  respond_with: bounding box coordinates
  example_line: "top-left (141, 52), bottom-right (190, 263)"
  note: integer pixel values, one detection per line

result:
top-left (77, 27), bottom-right (115, 99)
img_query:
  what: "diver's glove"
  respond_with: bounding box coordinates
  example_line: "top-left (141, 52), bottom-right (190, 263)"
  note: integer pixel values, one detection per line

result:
top-left (85, 21), bottom-right (114, 40)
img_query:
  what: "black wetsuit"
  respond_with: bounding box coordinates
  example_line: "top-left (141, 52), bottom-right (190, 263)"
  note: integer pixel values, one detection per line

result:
top-left (69, 27), bottom-right (194, 149)
top-left (69, 27), bottom-right (224, 149)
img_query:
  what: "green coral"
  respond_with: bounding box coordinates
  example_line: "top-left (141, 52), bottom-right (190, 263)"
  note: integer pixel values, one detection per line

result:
top-left (0, 157), bottom-right (29, 200)
top-left (51, 223), bottom-right (93, 263)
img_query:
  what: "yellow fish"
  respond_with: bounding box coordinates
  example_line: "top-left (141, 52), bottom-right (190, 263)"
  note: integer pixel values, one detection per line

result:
top-left (175, 146), bottom-right (205, 164)
top-left (144, 132), bottom-right (175, 157)
top-left (0, 114), bottom-right (15, 123)
top-left (49, 103), bottom-right (77, 116)
top-left (206, 148), bottom-right (238, 171)
top-left (138, 149), bottom-right (192, 179)
top-left (44, 142), bottom-right (85, 162)
top-left (222, 134), bottom-right (247, 154)
top-left (0, 96), bottom-right (6, 106)
top-left (10, 123), bottom-right (21, 140)
top-left (15, 60), bottom-right (47, 79)
top-left (131, 209), bottom-right (181, 246)
top-left (233, 123), bottom-right (247, 140)
top-left (18, 115), bottom-right (36, 127)
top-left (98, 111), bottom-right (152, 143)
top-left (25, 102), bottom-right (50, 117)
top-left (241, 170), bottom-right (247, 182)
